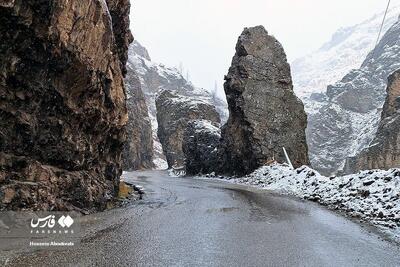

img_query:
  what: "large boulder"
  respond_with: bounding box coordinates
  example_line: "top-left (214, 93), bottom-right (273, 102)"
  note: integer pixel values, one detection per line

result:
top-left (0, 0), bottom-right (132, 211)
top-left (343, 70), bottom-right (400, 173)
top-left (156, 90), bottom-right (220, 168)
top-left (219, 26), bottom-right (309, 175)
top-left (182, 120), bottom-right (221, 175)
top-left (123, 66), bottom-right (154, 170)
top-left (128, 40), bottom-right (228, 169)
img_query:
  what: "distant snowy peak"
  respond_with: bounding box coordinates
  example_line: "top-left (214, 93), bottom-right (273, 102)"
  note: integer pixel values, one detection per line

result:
top-left (292, 5), bottom-right (400, 99)
top-left (327, 19), bottom-right (400, 112)
top-left (131, 41), bottom-right (151, 61)
top-left (128, 41), bottom-right (216, 100)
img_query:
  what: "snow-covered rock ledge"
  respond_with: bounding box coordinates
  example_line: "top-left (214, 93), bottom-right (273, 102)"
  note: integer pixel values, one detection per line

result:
top-left (206, 164), bottom-right (400, 241)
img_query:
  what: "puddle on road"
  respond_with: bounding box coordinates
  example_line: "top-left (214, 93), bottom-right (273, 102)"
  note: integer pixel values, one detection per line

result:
top-left (206, 207), bottom-right (240, 213)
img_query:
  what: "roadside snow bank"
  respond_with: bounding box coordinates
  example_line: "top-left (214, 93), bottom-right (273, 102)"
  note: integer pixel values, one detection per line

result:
top-left (215, 164), bottom-right (400, 240)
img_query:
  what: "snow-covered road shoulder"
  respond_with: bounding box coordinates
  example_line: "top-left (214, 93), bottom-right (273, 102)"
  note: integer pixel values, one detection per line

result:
top-left (204, 164), bottom-right (400, 241)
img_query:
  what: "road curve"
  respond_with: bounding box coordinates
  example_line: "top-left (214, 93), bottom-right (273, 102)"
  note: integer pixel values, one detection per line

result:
top-left (6, 170), bottom-right (400, 266)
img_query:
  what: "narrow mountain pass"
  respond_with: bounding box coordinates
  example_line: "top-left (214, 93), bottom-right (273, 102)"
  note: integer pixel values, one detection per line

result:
top-left (7, 171), bottom-right (400, 266)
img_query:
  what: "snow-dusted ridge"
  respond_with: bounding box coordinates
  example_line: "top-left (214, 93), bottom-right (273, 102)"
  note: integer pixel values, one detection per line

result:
top-left (201, 164), bottom-right (400, 242)
top-left (292, 5), bottom-right (400, 101)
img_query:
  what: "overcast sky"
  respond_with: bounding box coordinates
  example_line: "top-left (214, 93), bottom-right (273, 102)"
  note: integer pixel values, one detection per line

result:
top-left (130, 0), bottom-right (397, 92)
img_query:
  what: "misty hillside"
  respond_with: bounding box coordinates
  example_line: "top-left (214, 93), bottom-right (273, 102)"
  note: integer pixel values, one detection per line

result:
top-left (292, 5), bottom-right (400, 110)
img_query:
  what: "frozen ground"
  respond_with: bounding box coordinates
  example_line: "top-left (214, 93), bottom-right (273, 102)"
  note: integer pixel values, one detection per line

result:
top-left (200, 163), bottom-right (400, 242)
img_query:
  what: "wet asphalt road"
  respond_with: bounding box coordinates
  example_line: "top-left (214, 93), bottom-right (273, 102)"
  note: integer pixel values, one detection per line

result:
top-left (5, 170), bottom-right (400, 266)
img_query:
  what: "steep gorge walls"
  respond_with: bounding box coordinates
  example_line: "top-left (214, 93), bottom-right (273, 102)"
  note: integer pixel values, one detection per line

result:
top-left (344, 70), bottom-right (400, 172)
top-left (0, 0), bottom-right (132, 211)
top-left (123, 66), bottom-right (154, 171)
top-left (219, 26), bottom-right (309, 176)
top-left (307, 19), bottom-right (400, 176)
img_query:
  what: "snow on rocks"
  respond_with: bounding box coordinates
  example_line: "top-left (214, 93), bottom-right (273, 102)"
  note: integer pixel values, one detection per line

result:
top-left (215, 163), bottom-right (400, 240)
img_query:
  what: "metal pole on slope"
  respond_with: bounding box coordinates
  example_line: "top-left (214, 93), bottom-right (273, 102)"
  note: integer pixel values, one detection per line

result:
top-left (372, 0), bottom-right (391, 58)
top-left (283, 147), bottom-right (294, 169)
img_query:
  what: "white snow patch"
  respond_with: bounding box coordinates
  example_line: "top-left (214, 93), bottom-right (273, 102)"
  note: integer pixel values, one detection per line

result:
top-left (191, 119), bottom-right (221, 136)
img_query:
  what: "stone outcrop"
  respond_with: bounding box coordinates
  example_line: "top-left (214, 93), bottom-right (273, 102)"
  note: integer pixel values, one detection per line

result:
top-left (123, 66), bottom-right (153, 170)
top-left (182, 120), bottom-right (221, 175)
top-left (106, 0), bottom-right (133, 75)
top-left (307, 19), bottom-right (400, 175)
top-left (219, 26), bottom-right (309, 175)
top-left (343, 70), bottom-right (400, 173)
top-left (0, 0), bottom-right (132, 211)
top-left (156, 90), bottom-right (220, 168)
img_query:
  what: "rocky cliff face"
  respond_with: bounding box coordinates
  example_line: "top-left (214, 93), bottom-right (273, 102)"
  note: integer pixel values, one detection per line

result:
top-left (344, 70), bottom-right (400, 173)
top-left (307, 19), bottom-right (400, 176)
top-left (128, 41), bottom-right (228, 168)
top-left (219, 26), bottom-right (309, 176)
top-left (156, 90), bottom-right (220, 168)
top-left (182, 120), bottom-right (221, 175)
top-left (123, 66), bottom-right (153, 170)
top-left (0, 0), bottom-right (131, 211)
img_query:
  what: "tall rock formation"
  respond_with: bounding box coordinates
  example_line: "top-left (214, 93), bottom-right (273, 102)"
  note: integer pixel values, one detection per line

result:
top-left (123, 67), bottom-right (153, 170)
top-left (307, 19), bottom-right (400, 175)
top-left (344, 70), bottom-right (400, 173)
top-left (219, 26), bottom-right (309, 175)
top-left (156, 90), bottom-right (220, 168)
top-left (0, 0), bottom-right (132, 211)
top-left (128, 41), bottom-right (228, 168)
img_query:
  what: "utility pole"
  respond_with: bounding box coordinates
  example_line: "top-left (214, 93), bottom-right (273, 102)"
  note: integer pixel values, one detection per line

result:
top-left (186, 71), bottom-right (190, 82)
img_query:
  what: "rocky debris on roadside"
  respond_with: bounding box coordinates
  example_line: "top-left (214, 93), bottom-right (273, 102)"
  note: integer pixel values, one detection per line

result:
top-left (0, 0), bottom-right (132, 211)
top-left (219, 26), bottom-right (309, 176)
top-left (182, 120), bottom-right (221, 175)
top-left (216, 163), bottom-right (400, 240)
top-left (344, 69), bottom-right (400, 173)
top-left (156, 90), bottom-right (220, 169)
top-left (123, 64), bottom-right (154, 171)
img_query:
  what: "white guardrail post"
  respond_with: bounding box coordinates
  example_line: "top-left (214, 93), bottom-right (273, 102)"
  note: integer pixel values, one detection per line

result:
top-left (282, 147), bottom-right (294, 169)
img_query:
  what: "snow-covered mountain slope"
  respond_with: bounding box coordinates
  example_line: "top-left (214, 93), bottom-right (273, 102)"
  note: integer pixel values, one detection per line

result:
top-left (292, 5), bottom-right (400, 104)
top-left (127, 41), bottom-right (228, 169)
top-left (307, 18), bottom-right (400, 176)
